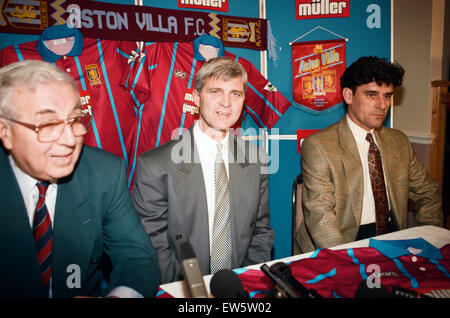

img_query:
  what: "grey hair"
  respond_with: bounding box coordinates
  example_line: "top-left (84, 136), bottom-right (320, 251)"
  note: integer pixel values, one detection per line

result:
top-left (0, 60), bottom-right (78, 120)
top-left (194, 56), bottom-right (248, 93)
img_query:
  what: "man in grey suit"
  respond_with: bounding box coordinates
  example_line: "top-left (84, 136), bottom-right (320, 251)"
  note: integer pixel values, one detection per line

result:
top-left (132, 57), bottom-right (274, 283)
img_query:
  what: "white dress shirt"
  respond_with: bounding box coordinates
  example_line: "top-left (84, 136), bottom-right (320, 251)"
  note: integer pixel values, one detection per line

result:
top-left (193, 121), bottom-right (230, 252)
top-left (346, 115), bottom-right (391, 225)
top-left (9, 156), bottom-right (58, 227)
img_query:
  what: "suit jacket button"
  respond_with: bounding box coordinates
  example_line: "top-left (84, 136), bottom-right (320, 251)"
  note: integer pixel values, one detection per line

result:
top-left (176, 234), bottom-right (182, 240)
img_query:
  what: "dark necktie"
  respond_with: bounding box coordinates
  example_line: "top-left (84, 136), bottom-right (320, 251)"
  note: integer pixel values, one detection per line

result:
top-left (210, 144), bottom-right (232, 274)
top-left (32, 181), bottom-right (53, 297)
top-left (366, 133), bottom-right (390, 235)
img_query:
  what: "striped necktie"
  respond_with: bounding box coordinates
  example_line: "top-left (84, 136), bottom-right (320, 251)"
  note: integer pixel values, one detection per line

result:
top-left (366, 133), bottom-right (390, 235)
top-left (32, 181), bottom-right (53, 297)
top-left (210, 144), bottom-right (232, 274)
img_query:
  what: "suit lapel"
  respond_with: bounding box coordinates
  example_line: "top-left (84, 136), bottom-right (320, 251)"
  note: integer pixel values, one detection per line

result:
top-left (374, 128), bottom-right (400, 219)
top-left (228, 135), bottom-right (252, 267)
top-left (52, 159), bottom-right (94, 297)
top-left (0, 149), bottom-right (43, 296)
top-left (0, 148), bottom-right (94, 297)
top-left (337, 118), bottom-right (364, 226)
top-left (171, 131), bottom-right (254, 270)
top-left (171, 129), bottom-right (210, 272)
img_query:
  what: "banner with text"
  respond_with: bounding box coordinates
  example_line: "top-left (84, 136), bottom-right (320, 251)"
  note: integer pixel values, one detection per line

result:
top-left (292, 39), bottom-right (346, 111)
top-left (0, 0), bottom-right (266, 50)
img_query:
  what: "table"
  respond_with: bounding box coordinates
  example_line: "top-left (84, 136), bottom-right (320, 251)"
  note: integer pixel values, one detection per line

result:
top-left (158, 225), bottom-right (450, 298)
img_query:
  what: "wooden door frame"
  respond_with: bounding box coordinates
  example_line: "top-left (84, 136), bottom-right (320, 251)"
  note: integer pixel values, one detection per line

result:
top-left (430, 80), bottom-right (450, 190)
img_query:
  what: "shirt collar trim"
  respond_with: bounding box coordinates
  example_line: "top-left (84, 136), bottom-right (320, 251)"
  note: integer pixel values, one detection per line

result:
top-left (346, 115), bottom-right (374, 144)
top-left (36, 24), bottom-right (84, 63)
top-left (193, 34), bottom-right (225, 61)
top-left (369, 238), bottom-right (442, 260)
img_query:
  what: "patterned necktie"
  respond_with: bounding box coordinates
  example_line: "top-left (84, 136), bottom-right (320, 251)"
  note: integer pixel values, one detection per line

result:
top-left (366, 133), bottom-right (390, 235)
top-left (32, 181), bottom-right (53, 297)
top-left (210, 144), bottom-right (232, 274)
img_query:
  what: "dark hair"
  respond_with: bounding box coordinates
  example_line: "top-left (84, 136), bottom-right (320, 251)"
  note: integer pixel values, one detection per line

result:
top-left (340, 56), bottom-right (405, 93)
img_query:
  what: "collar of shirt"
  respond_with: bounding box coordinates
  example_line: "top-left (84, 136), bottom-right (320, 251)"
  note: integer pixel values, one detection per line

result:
top-left (346, 114), bottom-right (376, 145)
top-left (369, 238), bottom-right (442, 260)
top-left (36, 24), bottom-right (84, 62)
top-left (193, 34), bottom-right (225, 61)
top-left (193, 121), bottom-right (229, 166)
top-left (8, 156), bottom-right (57, 227)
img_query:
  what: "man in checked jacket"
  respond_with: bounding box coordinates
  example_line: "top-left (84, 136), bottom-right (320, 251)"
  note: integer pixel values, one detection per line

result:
top-left (295, 56), bottom-right (442, 254)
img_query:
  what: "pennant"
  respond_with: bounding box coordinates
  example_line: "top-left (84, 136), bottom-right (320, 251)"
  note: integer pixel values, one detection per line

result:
top-left (292, 39), bottom-right (346, 111)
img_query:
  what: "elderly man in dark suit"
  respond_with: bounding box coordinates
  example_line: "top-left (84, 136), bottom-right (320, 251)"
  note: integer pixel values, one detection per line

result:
top-left (0, 60), bottom-right (160, 297)
top-left (295, 56), bottom-right (442, 254)
top-left (132, 57), bottom-right (274, 284)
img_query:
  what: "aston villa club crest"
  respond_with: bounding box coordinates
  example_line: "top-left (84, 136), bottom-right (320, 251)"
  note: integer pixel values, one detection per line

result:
top-left (222, 17), bottom-right (263, 48)
top-left (302, 70), bottom-right (337, 99)
top-left (85, 64), bottom-right (102, 86)
top-left (1, 0), bottom-right (49, 30)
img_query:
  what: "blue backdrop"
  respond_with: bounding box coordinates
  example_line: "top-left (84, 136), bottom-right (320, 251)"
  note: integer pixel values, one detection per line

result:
top-left (0, 0), bottom-right (391, 259)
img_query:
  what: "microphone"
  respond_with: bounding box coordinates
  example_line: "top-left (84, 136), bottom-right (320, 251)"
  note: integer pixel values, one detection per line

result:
top-left (354, 280), bottom-right (392, 298)
top-left (210, 269), bottom-right (249, 298)
top-left (392, 286), bottom-right (432, 298)
top-left (269, 262), bottom-right (322, 298)
top-left (179, 240), bottom-right (208, 298)
top-left (260, 264), bottom-right (299, 298)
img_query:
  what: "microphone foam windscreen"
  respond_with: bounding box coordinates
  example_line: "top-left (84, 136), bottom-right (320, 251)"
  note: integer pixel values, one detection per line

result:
top-left (210, 269), bottom-right (247, 298)
top-left (179, 241), bottom-right (196, 260)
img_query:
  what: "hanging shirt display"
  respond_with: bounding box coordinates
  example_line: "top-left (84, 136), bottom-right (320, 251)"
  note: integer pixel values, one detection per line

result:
top-left (124, 35), bottom-right (291, 163)
top-left (0, 24), bottom-right (139, 179)
top-left (156, 238), bottom-right (450, 298)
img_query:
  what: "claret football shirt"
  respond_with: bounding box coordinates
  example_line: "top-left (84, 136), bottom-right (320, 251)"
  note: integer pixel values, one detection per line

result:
top-left (0, 24), bottom-right (140, 180)
top-left (124, 35), bottom-right (291, 165)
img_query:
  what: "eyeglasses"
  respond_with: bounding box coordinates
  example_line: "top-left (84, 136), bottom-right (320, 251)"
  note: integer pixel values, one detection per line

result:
top-left (0, 113), bottom-right (92, 142)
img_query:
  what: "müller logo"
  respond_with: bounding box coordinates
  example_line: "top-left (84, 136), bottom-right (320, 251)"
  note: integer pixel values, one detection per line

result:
top-left (178, 0), bottom-right (229, 12)
top-left (296, 0), bottom-right (350, 19)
